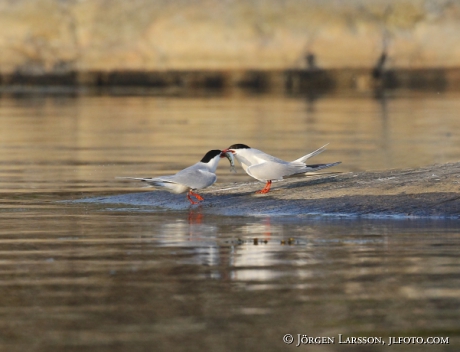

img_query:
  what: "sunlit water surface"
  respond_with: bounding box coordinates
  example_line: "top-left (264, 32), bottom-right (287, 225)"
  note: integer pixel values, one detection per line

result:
top-left (0, 93), bottom-right (459, 351)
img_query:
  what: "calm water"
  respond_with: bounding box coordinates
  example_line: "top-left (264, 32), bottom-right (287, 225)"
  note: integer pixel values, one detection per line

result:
top-left (0, 93), bottom-right (459, 351)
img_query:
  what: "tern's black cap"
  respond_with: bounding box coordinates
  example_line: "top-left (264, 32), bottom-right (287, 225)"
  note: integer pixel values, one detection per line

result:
top-left (201, 150), bottom-right (222, 163)
top-left (228, 143), bottom-right (250, 149)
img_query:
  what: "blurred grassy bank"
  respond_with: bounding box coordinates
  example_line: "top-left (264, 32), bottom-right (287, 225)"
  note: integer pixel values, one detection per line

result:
top-left (1, 68), bottom-right (459, 95)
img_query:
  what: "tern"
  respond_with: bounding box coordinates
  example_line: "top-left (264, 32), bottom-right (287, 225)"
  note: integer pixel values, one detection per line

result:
top-left (222, 144), bottom-right (341, 194)
top-left (119, 150), bottom-right (226, 204)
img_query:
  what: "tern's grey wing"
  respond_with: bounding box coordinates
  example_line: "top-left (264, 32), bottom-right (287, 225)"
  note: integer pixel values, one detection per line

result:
top-left (173, 164), bottom-right (217, 190)
top-left (248, 148), bottom-right (288, 164)
top-left (118, 175), bottom-right (190, 193)
top-left (246, 161), bottom-right (306, 181)
top-left (118, 175), bottom-right (176, 184)
top-left (304, 161), bottom-right (341, 172)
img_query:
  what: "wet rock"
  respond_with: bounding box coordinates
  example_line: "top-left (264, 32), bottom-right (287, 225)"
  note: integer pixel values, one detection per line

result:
top-left (74, 162), bottom-right (460, 219)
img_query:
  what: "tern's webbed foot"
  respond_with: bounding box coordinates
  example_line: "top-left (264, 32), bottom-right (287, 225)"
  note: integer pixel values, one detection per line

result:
top-left (255, 180), bottom-right (272, 194)
top-left (255, 189), bottom-right (270, 194)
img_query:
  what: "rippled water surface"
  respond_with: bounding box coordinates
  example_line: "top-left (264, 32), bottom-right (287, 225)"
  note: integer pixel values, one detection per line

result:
top-left (0, 93), bottom-right (459, 351)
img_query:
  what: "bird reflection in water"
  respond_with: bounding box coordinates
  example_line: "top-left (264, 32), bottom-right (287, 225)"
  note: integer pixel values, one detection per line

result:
top-left (188, 208), bottom-right (203, 224)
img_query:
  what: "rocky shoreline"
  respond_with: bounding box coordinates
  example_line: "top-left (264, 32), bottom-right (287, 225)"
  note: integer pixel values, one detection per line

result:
top-left (3, 1), bottom-right (460, 73)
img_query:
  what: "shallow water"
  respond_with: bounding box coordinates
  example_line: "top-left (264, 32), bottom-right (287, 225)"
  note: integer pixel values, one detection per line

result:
top-left (0, 93), bottom-right (459, 351)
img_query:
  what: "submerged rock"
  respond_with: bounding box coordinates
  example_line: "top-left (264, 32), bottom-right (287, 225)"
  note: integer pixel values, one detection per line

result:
top-left (74, 162), bottom-right (460, 219)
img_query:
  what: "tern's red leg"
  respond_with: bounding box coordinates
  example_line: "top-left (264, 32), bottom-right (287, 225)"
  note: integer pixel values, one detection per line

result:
top-left (256, 180), bottom-right (272, 194)
top-left (189, 190), bottom-right (204, 201)
top-left (187, 190), bottom-right (204, 204)
top-left (187, 192), bottom-right (199, 205)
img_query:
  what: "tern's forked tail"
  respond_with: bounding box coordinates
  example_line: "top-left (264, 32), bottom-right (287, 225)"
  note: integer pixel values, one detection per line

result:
top-left (292, 144), bottom-right (329, 164)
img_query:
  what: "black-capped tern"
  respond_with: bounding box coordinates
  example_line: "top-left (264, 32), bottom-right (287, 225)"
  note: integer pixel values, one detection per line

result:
top-left (119, 150), bottom-right (226, 204)
top-left (222, 144), bottom-right (341, 194)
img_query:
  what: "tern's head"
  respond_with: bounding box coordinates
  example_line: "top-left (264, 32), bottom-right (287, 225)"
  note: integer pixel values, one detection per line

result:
top-left (200, 150), bottom-right (226, 163)
top-left (223, 144), bottom-right (250, 154)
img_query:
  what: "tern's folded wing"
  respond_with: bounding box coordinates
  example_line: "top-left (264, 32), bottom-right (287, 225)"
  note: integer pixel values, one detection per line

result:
top-left (247, 161), bottom-right (306, 181)
top-left (172, 169), bottom-right (217, 190)
top-left (117, 175), bottom-right (175, 185)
